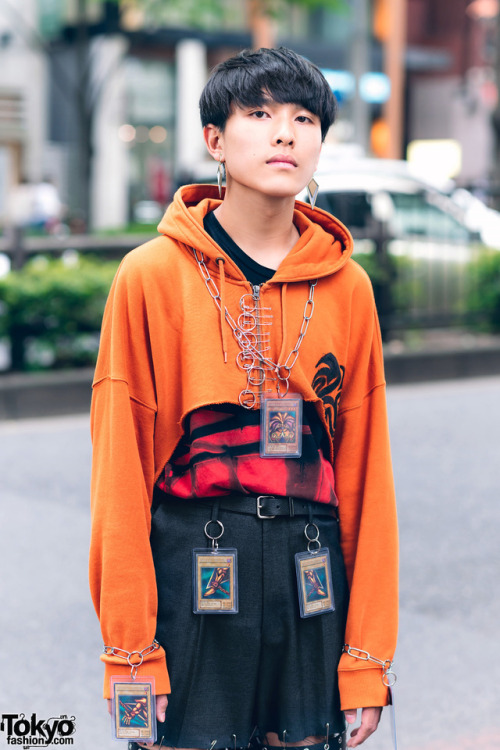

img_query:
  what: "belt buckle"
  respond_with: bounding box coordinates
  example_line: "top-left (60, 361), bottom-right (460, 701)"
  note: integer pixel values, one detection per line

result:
top-left (257, 495), bottom-right (276, 519)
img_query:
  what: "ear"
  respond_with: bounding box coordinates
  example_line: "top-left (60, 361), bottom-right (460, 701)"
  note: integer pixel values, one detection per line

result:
top-left (203, 124), bottom-right (224, 162)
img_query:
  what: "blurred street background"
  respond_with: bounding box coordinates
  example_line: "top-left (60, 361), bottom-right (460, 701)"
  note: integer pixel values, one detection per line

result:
top-left (1, 0), bottom-right (500, 748)
top-left (0, 0), bottom-right (500, 377)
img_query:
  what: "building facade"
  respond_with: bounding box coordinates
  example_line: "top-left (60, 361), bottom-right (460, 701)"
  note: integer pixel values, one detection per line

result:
top-left (406, 0), bottom-right (498, 188)
top-left (26, 0), bottom-right (390, 230)
top-left (0, 0), bottom-right (50, 223)
top-left (2, 0), bottom-right (497, 231)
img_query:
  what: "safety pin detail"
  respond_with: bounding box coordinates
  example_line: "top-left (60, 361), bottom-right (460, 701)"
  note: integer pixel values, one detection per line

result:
top-left (238, 321), bottom-right (256, 334)
top-left (194, 250), bottom-right (317, 406)
top-left (240, 294), bottom-right (256, 312)
top-left (237, 350), bottom-right (255, 371)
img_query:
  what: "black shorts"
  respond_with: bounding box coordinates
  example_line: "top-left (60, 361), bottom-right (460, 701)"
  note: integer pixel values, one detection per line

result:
top-left (147, 495), bottom-right (349, 749)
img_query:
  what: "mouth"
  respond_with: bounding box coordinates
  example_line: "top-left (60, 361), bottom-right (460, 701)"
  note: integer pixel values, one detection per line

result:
top-left (266, 155), bottom-right (297, 167)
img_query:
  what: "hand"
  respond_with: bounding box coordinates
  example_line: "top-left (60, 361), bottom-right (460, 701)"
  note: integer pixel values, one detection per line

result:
top-left (154, 693), bottom-right (169, 722)
top-left (344, 707), bottom-right (382, 747)
top-left (107, 694), bottom-right (169, 748)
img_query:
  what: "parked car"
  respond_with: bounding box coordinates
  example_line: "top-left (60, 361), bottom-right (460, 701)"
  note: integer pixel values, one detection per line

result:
top-left (132, 200), bottom-right (164, 224)
top-left (298, 157), bottom-right (500, 255)
top-left (297, 157), bottom-right (500, 331)
top-left (450, 187), bottom-right (500, 250)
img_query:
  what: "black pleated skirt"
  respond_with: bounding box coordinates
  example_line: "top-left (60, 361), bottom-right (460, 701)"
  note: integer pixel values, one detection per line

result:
top-left (146, 496), bottom-right (349, 750)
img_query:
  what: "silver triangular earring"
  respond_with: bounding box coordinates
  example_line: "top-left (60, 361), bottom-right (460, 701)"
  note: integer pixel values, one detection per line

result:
top-left (217, 160), bottom-right (225, 198)
top-left (307, 176), bottom-right (319, 210)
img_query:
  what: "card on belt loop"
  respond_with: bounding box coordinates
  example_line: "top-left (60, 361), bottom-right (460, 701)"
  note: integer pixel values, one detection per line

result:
top-left (193, 548), bottom-right (238, 614)
top-left (295, 548), bottom-right (335, 618)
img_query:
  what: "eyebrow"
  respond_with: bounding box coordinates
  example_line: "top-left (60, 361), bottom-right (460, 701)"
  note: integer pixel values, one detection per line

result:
top-left (239, 98), bottom-right (316, 114)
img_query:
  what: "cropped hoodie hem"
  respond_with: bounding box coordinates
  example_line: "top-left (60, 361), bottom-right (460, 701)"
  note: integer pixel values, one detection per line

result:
top-left (89, 184), bottom-right (398, 709)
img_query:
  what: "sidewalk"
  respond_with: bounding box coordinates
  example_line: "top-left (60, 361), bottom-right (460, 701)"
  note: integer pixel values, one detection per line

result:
top-left (0, 368), bottom-right (93, 420)
top-left (1, 331), bottom-right (500, 419)
top-left (383, 328), bottom-right (500, 384)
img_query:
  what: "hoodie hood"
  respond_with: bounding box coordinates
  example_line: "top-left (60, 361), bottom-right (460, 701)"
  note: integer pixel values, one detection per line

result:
top-left (157, 184), bottom-right (353, 283)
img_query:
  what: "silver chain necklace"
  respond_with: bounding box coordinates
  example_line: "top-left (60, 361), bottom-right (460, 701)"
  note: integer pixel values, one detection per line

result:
top-left (193, 248), bottom-right (317, 408)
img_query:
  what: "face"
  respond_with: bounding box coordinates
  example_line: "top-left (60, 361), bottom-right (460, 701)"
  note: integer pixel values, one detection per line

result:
top-left (205, 99), bottom-right (323, 201)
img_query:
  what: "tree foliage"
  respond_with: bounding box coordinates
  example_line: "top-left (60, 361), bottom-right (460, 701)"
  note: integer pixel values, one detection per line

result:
top-left (467, 249), bottom-right (500, 332)
top-left (104, 0), bottom-right (348, 29)
top-left (0, 255), bottom-right (119, 370)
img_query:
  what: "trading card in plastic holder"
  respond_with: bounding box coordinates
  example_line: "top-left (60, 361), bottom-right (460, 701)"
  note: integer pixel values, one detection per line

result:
top-left (110, 676), bottom-right (156, 742)
top-left (193, 548), bottom-right (238, 613)
top-left (260, 394), bottom-right (303, 458)
top-left (295, 548), bottom-right (335, 618)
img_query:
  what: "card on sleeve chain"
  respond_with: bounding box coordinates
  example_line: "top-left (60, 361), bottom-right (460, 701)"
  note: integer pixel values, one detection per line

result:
top-left (110, 676), bottom-right (156, 742)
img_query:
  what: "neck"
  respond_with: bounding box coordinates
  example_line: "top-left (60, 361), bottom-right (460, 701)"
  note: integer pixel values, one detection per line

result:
top-left (214, 184), bottom-right (299, 269)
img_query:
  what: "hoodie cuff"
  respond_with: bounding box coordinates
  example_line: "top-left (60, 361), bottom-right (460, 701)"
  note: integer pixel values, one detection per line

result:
top-left (339, 668), bottom-right (390, 711)
top-left (101, 651), bottom-right (171, 699)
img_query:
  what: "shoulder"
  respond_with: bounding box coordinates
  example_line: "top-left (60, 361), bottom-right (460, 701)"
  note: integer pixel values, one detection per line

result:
top-left (104, 237), bottom-right (197, 321)
top-left (114, 235), bottom-right (194, 289)
top-left (325, 257), bottom-right (376, 312)
top-left (342, 257), bottom-right (374, 293)
top-left (123, 235), bottom-right (188, 271)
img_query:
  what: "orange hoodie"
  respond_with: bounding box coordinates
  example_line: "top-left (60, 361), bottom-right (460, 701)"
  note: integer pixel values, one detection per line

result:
top-left (90, 184), bottom-right (398, 709)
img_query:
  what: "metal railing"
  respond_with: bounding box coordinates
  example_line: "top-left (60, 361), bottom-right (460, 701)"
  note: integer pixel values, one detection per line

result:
top-left (1, 217), bottom-right (496, 342)
top-left (0, 228), bottom-right (153, 270)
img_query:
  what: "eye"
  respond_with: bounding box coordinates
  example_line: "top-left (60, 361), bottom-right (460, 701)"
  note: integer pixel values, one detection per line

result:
top-left (296, 114), bottom-right (314, 123)
top-left (250, 110), bottom-right (269, 119)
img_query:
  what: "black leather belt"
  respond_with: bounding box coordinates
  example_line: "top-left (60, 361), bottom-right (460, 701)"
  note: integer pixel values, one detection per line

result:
top-left (154, 490), bottom-right (337, 520)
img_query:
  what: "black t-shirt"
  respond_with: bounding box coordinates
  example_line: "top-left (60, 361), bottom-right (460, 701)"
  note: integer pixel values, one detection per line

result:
top-left (203, 210), bottom-right (275, 286)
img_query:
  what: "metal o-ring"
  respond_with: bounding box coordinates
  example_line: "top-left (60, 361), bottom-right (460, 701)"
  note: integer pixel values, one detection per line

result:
top-left (240, 294), bottom-right (256, 312)
top-left (238, 312), bottom-right (256, 331)
top-left (204, 519), bottom-right (224, 541)
top-left (237, 350), bottom-right (254, 370)
top-left (307, 538), bottom-right (322, 554)
top-left (127, 651), bottom-right (144, 668)
top-left (276, 378), bottom-right (290, 398)
top-left (305, 522), bottom-right (321, 554)
top-left (239, 389), bottom-right (256, 408)
top-left (304, 522), bottom-right (320, 543)
top-left (248, 367), bottom-right (266, 386)
top-left (276, 364), bottom-right (291, 381)
top-left (383, 671), bottom-right (397, 687)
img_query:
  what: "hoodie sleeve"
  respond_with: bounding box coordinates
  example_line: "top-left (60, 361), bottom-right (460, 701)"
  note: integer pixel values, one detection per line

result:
top-left (334, 269), bottom-right (398, 710)
top-left (89, 257), bottom-right (170, 699)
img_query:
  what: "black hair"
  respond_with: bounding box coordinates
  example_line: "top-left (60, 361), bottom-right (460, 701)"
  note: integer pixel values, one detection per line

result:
top-left (199, 47), bottom-right (337, 142)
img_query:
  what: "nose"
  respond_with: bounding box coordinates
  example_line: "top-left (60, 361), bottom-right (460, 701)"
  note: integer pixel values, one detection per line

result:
top-left (273, 116), bottom-right (295, 146)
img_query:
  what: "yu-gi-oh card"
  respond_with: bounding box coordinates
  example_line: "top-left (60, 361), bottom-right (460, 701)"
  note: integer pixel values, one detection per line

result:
top-left (111, 677), bottom-right (156, 741)
top-left (260, 395), bottom-right (303, 458)
top-left (193, 548), bottom-right (238, 613)
top-left (295, 548), bottom-right (335, 618)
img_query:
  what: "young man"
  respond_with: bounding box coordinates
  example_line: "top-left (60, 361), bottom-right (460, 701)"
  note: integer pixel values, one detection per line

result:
top-left (90, 47), bottom-right (398, 750)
